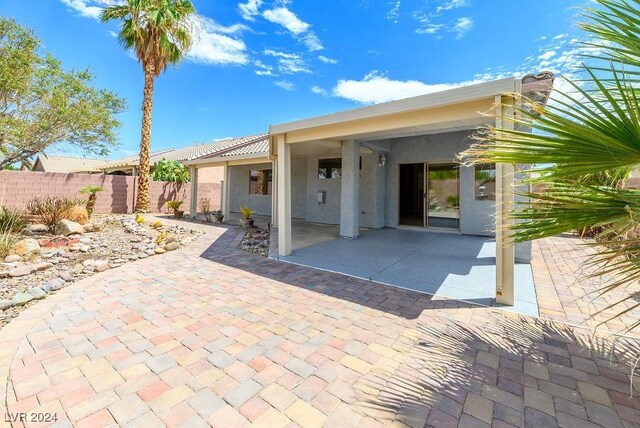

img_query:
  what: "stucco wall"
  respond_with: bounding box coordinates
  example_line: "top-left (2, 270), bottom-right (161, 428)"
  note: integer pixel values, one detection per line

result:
top-left (383, 130), bottom-right (495, 236)
top-left (228, 163), bottom-right (273, 216)
top-left (227, 160), bottom-right (306, 219)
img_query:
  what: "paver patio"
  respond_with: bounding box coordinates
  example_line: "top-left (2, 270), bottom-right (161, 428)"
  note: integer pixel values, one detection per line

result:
top-left (1, 224), bottom-right (639, 427)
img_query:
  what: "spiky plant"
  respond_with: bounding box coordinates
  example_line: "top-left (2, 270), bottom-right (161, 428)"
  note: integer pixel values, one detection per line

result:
top-left (460, 0), bottom-right (640, 331)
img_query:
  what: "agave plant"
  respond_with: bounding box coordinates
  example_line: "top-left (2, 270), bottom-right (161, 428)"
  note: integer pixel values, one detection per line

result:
top-left (460, 0), bottom-right (640, 331)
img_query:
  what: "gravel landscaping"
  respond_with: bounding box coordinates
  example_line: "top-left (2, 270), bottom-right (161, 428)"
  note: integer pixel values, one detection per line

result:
top-left (0, 215), bottom-right (203, 328)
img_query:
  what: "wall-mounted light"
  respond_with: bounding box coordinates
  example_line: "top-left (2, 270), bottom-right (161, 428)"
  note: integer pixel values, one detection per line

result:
top-left (378, 154), bottom-right (387, 167)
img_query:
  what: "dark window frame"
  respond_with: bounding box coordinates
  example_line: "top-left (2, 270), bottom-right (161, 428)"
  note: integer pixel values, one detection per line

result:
top-left (249, 169), bottom-right (273, 195)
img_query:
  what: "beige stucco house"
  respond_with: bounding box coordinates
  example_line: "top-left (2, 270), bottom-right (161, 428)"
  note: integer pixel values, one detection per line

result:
top-left (185, 74), bottom-right (554, 306)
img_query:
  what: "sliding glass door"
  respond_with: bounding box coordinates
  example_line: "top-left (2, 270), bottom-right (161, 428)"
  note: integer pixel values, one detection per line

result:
top-left (426, 163), bottom-right (460, 229)
top-left (399, 162), bottom-right (460, 230)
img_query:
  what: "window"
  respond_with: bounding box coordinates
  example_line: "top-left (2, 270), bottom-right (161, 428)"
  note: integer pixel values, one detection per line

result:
top-left (318, 157), bottom-right (362, 179)
top-left (475, 163), bottom-right (496, 200)
top-left (318, 158), bottom-right (342, 179)
top-left (249, 169), bottom-right (272, 195)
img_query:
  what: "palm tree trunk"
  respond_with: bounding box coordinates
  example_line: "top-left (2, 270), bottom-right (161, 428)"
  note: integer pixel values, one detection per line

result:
top-left (135, 63), bottom-right (155, 213)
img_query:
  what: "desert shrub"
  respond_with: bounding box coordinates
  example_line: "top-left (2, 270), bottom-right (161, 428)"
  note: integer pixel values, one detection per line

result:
top-left (152, 220), bottom-right (162, 228)
top-left (27, 196), bottom-right (80, 233)
top-left (167, 200), bottom-right (184, 211)
top-left (0, 206), bottom-right (26, 233)
top-left (240, 206), bottom-right (255, 219)
top-left (79, 185), bottom-right (103, 218)
top-left (0, 231), bottom-right (17, 258)
top-left (199, 197), bottom-right (212, 222)
top-left (65, 205), bottom-right (89, 225)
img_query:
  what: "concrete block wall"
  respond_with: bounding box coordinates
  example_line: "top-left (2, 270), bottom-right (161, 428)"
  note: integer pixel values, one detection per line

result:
top-left (0, 170), bottom-right (220, 214)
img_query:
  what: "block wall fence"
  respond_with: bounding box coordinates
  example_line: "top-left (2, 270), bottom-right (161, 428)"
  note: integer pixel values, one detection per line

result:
top-left (0, 171), bottom-right (221, 214)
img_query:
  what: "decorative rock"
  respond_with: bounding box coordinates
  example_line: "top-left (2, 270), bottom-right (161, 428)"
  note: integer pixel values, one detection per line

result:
top-left (11, 239), bottom-right (41, 257)
top-left (27, 287), bottom-right (46, 299)
top-left (79, 237), bottom-right (92, 245)
top-left (154, 247), bottom-right (166, 254)
top-left (30, 224), bottom-right (48, 233)
top-left (145, 249), bottom-right (155, 256)
top-left (59, 271), bottom-right (73, 281)
top-left (0, 299), bottom-right (11, 311)
top-left (11, 293), bottom-right (34, 306)
top-left (164, 242), bottom-right (179, 251)
top-left (127, 255), bottom-right (139, 261)
top-left (94, 261), bottom-right (109, 272)
top-left (138, 253), bottom-right (148, 259)
top-left (33, 262), bottom-right (52, 272)
top-left (4, 255), bottom-right (20, 263)
top-left (82, 259), bottom-right (96, 267)
top-left (9, 266), bottom-right (35, 277)
top-left (55, 219), bottom-right (83, 236)
top-left (42, 278), bottom-right (65, 292)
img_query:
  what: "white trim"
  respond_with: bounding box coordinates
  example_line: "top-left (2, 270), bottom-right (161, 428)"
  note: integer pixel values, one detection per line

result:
top-left (183, 153), bottom-right (270, 167)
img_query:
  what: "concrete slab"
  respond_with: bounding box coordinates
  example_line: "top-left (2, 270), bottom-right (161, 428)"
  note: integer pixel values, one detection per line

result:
top-left (273, 228), bottom-right (539, 316)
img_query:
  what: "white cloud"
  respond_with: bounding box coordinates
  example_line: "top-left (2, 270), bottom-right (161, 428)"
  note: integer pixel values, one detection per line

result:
top-left (416, 24), bottom-right (444, 35)
top-left (318, 55), bottom-right (337, 64)
top-left (187, 16), bottom-right (249, 65)
top-left (333, 71), bottom-right (487, 104)
top-left (263, 49), bottom-right (311, 74)
top-left (108, 30), bottom-right (117, 38)
top-left (311, 86), bottom-right (328, 96)
top-left (254, 60), bottom-right (275, 76)
top-left (275, 80), bottom-right (295, 91)
top-left (262, 6), bottom-right (323, 52)
top-left (59, 0), bottom-right (119, 20)
top-left (413, 1), bottom-right (471, 38)
top-left (386, 1), bottom-right (401, 23)
top-left (452, 17), bottom-right (473, 39)
top-left (538, 50), bottom-right (557, 61)
top-left (238, 0), bottom-right (262, 21)
top-left (303, 32), bottom-right (323, 52)
top-left (436, 0), bottom-right (467, 13)
top-left (263, 7), bottom-right (309, 35)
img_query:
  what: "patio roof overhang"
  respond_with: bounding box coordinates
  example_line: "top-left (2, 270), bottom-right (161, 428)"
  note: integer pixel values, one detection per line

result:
top-left (268, 77), bottom-right (518, 152)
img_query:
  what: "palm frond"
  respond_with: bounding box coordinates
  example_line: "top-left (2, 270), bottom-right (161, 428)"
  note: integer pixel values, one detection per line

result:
top-left (461, 68), bottom-right (640, 179)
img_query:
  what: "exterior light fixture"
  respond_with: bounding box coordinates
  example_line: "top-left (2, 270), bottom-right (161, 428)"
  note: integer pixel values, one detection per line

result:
top-left (378, 154), bottom-right (387, 167)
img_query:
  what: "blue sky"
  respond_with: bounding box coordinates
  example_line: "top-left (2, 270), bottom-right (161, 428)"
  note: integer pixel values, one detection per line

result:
top-left (2, 0), bottom-right (588, 158)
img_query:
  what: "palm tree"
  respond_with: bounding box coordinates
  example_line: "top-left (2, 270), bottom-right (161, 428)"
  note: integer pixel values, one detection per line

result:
top-left (101, 0), bottom-right (196, 213)
top-left (460, 0), bottom-right (640, 331)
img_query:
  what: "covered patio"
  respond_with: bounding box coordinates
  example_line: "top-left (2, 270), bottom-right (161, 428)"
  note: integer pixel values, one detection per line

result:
top-left (270, 77), bottom-right (539, 308)
top-left (271, 226), bottom-right (538, 316)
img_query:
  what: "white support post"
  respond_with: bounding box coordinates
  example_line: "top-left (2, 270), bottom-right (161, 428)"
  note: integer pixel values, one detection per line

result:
top-left (271, 159), bottom-right (278, 228)
top-left (189, 166), bottom-right (198, 218)
top-left (340, 140), bottom-right (360, 238)
top-left (222, 163), bottom-right (230, 219)
top-left (277, 134), bottom-right (292, 256)
top-left (495, 95), bottom-right (515, 305)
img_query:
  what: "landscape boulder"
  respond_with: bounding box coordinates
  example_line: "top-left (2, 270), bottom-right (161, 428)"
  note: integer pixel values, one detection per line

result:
top-left (55, 219), bottom-right (84, 236)
top-left (11, 238), bottom-right (40, 257)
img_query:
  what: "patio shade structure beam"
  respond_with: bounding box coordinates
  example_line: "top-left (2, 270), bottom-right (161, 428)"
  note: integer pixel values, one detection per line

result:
top-left (277, 134), bottom-right (292, 256)
top-left (495, 93), bottom-right (516, 305)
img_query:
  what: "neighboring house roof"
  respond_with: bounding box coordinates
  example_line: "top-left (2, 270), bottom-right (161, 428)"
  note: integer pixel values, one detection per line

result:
top-left (33, 155), bottom-right (108, 173)
top-left (219, 136), bottom-right (269, 157)
top-left (100, 148), bottom-right (176, 170)
top-left (183, 133), bottom-right (269, 165)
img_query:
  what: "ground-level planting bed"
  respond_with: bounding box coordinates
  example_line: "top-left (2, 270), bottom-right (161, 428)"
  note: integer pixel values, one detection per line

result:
top-left (0, 215), bottom-right (203, 328)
